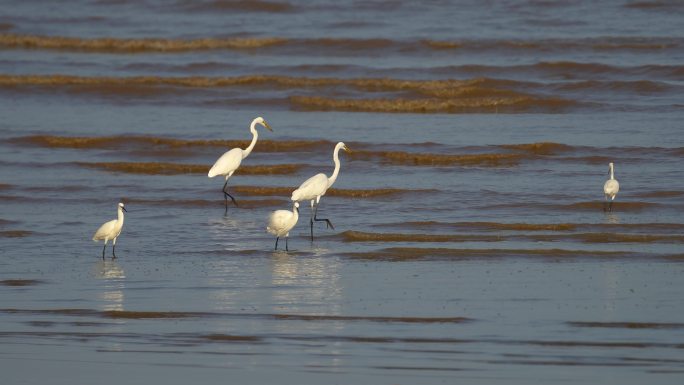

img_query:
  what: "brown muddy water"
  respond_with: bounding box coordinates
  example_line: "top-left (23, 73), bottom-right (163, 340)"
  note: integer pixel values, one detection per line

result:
top-left (2, 1), bottom-right (684, 384)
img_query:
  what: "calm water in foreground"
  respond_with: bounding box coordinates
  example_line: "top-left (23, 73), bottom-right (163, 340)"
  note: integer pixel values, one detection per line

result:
top-left (1, 1), bottom-right (684, 384)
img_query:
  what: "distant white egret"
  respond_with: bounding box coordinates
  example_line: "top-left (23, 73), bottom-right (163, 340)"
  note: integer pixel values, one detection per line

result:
top-left (603, 162), bottom-right (620, 212)
top-left (208, 116), bottom-right (273, 214)
top-left (92, 202), bottom-right (127, 260)
top-left (291, 142), bottom-right (351, 241)
top-left (267, 202), bottom-right (300, 251)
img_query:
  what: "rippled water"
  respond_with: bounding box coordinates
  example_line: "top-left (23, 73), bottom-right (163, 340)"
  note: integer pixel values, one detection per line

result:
top-left (1, 1), bottom-right (684, 384)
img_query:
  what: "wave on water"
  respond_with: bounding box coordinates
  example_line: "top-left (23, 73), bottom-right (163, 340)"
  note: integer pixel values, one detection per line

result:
top-left (2, 33), bottom-right (681, 54)
top-left (355, 150), bottom-right (526, 167)
top-left (424, 37), bottom-right (683, 52)
top-left (558, 201), bottom-right (662, 212)
top-left (0, 230), bottom-right (33, 238)
top-left (0, 279), bottom-right (42, 286)
top-left (76, 161), bottom-right (303, 175)
top-left (9, 135), bottom-right (333, 153)
top-left (10, 135), bottom-right (684, 172)
top-left (175, 0), bottom-right (296, 13)
top-left (0, 34), bottom-right (286, 52)
top-left (344, 247), bottom-right (634, 261)
top-left (632, 190), bottom-right (684, 198)
top-left (485, 201), bottom-right (666, 213)
top-left (0, 74), bottom-right (577, 113)
top-left (569, 321), bottom-right (684, 330)
top-left (0, 74), bottom-right (527, 95)
top-left (499, 142), bottom-right (574, 155)
top-left (389, 221), bottom-right (580, 232)
top-left (340, 231), bottom-right (501, 243)
top-left (0, 308), bottom-right (471, 324)
top-left (556, 80), bottom-right (676, 94)
top-left (127, 197), bottom-right (286, 209)
top-left (339, 230), bottom-right (684, 244)
top-left (290, 95), bottom-right (576, 114)
top-left (232, 185), bottom-right (422, 198)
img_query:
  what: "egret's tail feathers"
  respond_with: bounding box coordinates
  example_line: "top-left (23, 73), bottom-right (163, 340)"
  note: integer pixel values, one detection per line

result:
top-left (290, 189), bottom-right (301, 202)
top-left (207, 167), bottom-right (218, 178)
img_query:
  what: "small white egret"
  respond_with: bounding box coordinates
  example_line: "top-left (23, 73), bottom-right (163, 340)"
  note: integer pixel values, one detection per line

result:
top-left (208, 116), bottom-right (273, 214)
top-left (291, 142), bottom-right (351, 241)
top-left (92, 202), bottom-right (127, 260)
top-left (603, 162), bottom-right (620, 212)
top-left (267, 202), bottom-right (300, 251)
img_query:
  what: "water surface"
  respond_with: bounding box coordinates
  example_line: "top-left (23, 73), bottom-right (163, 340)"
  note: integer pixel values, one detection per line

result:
top-left (1, 1), bottom-right (684, 384)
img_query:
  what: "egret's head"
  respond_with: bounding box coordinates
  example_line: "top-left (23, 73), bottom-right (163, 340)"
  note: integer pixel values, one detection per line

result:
top-left (609, 162), bottom-right (614, 168)
top-left (118, 202), bottom-right (127, 212)
top-left (338, 141), bottom-right (351, 153)
top-left (254, 117), bottom-right (273, 132)
top-left (294, 201), bottom-right (300, 212)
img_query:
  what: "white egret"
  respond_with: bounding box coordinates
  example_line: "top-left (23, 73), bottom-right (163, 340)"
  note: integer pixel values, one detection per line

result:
top-left (291, 142), bottom-right (351, 241)
top-left (208, 116), bottom-right (273, 214)
top-left (603, 162), bottom-right (620, 212)
top-left (92, 202), bottom-right (127, 260)
top-left (267, 202), bottom-right (300, 251)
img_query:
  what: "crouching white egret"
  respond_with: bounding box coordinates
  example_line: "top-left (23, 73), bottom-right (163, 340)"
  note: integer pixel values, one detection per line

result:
top-left (92, 202), bottom-right (127, 260)
top-left (208, 116), bottom-right (272, 214)
top-left (603, 162), bottom-right (620, 212)
top-left (267, 202), bottom-right (299, 251)
top-left (291, 142), bottom-right (351, 241)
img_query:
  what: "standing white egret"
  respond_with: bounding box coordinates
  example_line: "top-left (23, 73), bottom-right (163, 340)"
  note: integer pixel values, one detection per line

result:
top-left (291, 142), bottom-right (351, 241)
top-left (267, 202), bottom-right (300, 251)
top-left (603, 162), bottom-right (620, 212)
top-left (92, 202), bottom-right (127, 260)
top-left (208, 116), bottom-right (273, 214)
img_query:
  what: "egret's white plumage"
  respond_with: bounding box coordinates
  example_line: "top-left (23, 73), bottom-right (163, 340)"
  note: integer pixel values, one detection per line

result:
top-left (92, 202), bottom-right (127, 259)
top-left (603, 162), bottom-right (620, 212)
top-left (267, 202), bottom-right (300, 251)
top-left (291, 142), bottom-right (350, 240)
top-left (208, 116), bottom-right (272, 213)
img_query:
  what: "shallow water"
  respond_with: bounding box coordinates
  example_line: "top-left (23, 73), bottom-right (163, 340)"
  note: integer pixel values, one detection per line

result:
top-left (2, 1), bottom-right (684, 384)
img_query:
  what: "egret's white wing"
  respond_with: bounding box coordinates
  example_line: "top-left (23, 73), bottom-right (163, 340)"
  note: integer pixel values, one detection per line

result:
top-left (93, 219), bottom-right (117, 241)
top-left (604, 179), bottom-right (620, 196)
top-left (267, 210), bottom-right (295, 236)
top-left (291, 173), bottom-right (328, 201)
top-left (208, 148), bottom-right (243, 178)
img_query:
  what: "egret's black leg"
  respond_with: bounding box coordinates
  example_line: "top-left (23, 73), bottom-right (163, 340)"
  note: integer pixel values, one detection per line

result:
top-left (313, 203), bottom-right (335, 230)
top-left (609, 201), bottom-right (613, 212)
top-left (275, 237), bottom-right (279, 250)
top-left (102, 244), bottom-right (106, 260)
top-left (112, 244), bottom-right (117, 259)
top-left (222, 180), bottom-right (238, 214)
top-left (309, 204), bottom-right (315, 242)
top-left (603, 201), bottom-right (608, 212)
top-left (285, 237), bottom-right (289, 251)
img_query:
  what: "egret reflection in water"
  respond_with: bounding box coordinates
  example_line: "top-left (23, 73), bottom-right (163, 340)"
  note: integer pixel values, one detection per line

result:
top-left (95, 259), bottom-right (125, 311)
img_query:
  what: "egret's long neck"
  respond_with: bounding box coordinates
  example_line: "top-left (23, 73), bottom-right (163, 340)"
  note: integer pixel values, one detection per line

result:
top-left (292, 205), bottom-right (299, 221)
top-left (610, 165), bottom-right (615, 180)
top-left (242, 121), bottom-right (258, 159)
top-left (117, 207), bottom-right (125, 224)
top-left (327, 145), bottom-right (342, 187)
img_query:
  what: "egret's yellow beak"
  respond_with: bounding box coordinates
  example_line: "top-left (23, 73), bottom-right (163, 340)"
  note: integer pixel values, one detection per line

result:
top-left (262, 120), bottom-right (273, 132)
top-left (343, 144), bottom-right (352, 153)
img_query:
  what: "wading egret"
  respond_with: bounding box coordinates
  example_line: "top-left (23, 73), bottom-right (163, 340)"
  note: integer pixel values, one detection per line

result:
top-left (208, 116), bottom-right (272, 214)
top-left (267, 202), bottom-right (300, 251)
top-left (603, 162), bottom-right (620, 212)
top-left (92, 202), bottom-right (127, 260)
top-left (291, 142), bottom-right (351, 241)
